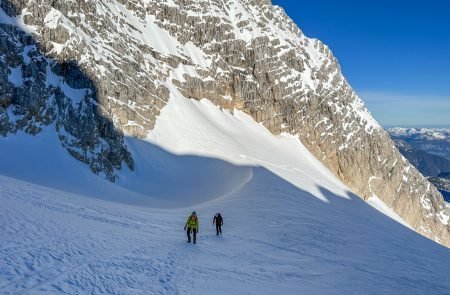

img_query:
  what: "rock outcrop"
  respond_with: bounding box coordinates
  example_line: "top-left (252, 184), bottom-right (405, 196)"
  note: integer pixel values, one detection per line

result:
top-left (0, 0), bottom-right (134, 181)
top-left (1, 0), bottom-right (449, 246)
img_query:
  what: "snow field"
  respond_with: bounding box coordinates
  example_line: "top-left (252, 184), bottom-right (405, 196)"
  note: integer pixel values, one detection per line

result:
top-left (2, 95), bottom-right (450, 294)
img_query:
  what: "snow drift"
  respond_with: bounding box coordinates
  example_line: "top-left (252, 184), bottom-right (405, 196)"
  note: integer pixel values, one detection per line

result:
top-left (2, 94), bottom-right (450, 294)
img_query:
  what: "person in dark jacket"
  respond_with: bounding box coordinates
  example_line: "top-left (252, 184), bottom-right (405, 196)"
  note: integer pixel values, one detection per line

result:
top-left (213, 213), bottom-right (223, 235)
top-left (184, 211), bottom-right (199, 244)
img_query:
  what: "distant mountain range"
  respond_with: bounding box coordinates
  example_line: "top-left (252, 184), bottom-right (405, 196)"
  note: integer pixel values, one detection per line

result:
top-left (428, 176), bottom-right (450, 202)
top-left (387, 128), bottom-right (450, 201)
top-left (392, 139), bottom-right (450, 177)
top-left (387, 128), bottom-right (450, 160)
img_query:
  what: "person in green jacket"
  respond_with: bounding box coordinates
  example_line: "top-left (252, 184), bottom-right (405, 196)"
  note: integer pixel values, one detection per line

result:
top-left (184, 211), bottom-right (199, 244)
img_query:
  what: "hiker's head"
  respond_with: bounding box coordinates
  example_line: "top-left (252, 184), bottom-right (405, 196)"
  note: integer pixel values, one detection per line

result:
top-left (192, 211), bottom-right (196, 216)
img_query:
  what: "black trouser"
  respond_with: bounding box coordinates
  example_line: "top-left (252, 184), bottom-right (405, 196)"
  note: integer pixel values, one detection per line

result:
top-left (215, 224), bottom-right (222, 235)
top-left (187, 227), bottom-right (197, 243)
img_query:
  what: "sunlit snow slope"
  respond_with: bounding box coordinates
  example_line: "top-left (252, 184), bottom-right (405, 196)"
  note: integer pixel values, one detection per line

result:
top-left (2, 95), bottom-right (450, 294)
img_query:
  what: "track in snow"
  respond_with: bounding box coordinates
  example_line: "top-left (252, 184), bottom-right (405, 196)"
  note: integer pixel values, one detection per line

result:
top-left (2, 167), bottom-right (450, 294)
top-left (2, 97), bottom-right (450, 294)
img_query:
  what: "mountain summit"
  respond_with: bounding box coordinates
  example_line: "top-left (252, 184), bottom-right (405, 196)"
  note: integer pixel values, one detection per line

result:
top-left (1, 0), bottom-right (449, 248)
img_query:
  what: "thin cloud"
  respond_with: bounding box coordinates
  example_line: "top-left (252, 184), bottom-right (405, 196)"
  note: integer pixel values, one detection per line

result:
top-left (355, 91), bottom-right (450, 127)
top-left (359, 91), bottom-right (450, 106)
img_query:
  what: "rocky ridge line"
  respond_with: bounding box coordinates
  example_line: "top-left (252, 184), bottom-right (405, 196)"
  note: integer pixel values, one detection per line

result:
top-left (0, 0), bottom-right (449, 246)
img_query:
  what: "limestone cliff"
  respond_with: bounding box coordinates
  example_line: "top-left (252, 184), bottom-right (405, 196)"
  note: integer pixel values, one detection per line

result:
top-left (1, 0), bottom-right (449, 246)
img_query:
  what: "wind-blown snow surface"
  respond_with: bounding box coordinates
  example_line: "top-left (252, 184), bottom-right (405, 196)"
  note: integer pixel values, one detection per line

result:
top-left (2, 96), bottom-right (450, 294)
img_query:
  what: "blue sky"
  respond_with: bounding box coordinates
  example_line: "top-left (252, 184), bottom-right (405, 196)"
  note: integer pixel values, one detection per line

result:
top-left (272, 0), bottom-right (450, 128)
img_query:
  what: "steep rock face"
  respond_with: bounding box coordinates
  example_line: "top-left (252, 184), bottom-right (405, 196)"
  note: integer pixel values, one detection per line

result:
top-left (1, 0), bottom-right (449, 246)
top-left (0, 0), bottom-right (133, 181)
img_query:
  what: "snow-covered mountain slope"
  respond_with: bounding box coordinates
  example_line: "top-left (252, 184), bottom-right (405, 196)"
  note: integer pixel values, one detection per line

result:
top-left (2, 96), bottom-right (450, 294)
top-left (0, 0), bottom-right (449, 245)
top-left (0, 94), bottom-right (377, 209)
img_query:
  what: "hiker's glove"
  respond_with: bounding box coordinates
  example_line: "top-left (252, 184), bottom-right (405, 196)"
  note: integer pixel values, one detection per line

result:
top-left (184, 226), bottom-right (186, 230)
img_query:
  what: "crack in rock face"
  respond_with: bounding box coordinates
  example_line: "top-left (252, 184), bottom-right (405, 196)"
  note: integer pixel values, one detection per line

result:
top-left (1, 0), bottom-right (449, 246)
